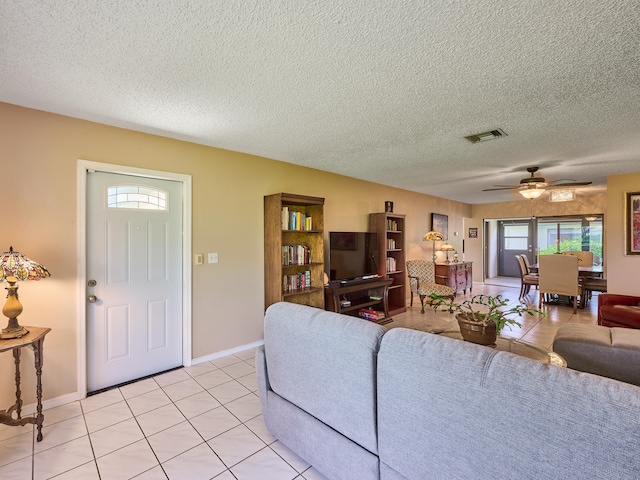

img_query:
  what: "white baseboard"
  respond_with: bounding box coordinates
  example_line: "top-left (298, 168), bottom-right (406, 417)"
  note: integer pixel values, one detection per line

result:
top-left (21, 391), bottom-right (84, 416)
top-left (17, 341), bottom-right (266, 414)
top-left (191, 340), bottom-right (265, 365)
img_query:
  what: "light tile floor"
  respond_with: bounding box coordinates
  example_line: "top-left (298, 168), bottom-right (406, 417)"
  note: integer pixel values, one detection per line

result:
top-left (0, 280), bottom-right (599, 480)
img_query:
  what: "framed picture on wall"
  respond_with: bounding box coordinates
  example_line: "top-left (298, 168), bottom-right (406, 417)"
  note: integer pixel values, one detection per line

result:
top-left (431, 213), bottom-right (448, 240)
top-left (625, 191), bottom-right (640, 255)
top-left (468, 227), bottom-right (478, 238)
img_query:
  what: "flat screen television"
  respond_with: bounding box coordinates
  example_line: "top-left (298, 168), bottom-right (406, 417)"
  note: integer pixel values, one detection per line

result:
top-left (328, 232), bottom-right (379, 284)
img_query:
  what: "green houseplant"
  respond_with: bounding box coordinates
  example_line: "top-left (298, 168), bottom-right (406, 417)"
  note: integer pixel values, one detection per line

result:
top-left (430, 293), bottom-right (544, 346)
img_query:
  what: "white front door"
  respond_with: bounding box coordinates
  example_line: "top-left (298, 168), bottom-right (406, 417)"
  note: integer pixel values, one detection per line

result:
top-left (86, 171), bottom-right (183, 392)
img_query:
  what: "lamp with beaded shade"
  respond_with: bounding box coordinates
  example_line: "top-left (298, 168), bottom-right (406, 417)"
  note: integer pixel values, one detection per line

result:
top-left (0, 247), bottom-right (50, 339)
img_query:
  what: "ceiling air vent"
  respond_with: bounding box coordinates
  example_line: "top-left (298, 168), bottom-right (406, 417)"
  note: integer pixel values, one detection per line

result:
top-left (465, 128), bottom-right (507, 144)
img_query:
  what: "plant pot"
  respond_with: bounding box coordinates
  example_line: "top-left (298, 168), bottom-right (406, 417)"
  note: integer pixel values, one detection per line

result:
top-left (456, 313), bottom-right (497, 346)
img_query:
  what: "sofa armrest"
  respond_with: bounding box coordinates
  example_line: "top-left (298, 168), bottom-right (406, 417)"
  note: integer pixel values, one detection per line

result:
top-left (598, 293), bottom-right (640, 307)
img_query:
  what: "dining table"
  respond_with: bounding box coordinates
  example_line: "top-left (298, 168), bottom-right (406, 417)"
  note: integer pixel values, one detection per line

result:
top-left (529, 263), bottom-right (603, 277)
top-left (529, 263), bottom-right (605, 309)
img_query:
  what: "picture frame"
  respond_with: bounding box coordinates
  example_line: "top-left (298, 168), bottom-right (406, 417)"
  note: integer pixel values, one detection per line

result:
top-left (625, 191), bottom-right (640, 255)
top-left (431, 213), bottom-right (448, 240)
top-left (468, 227), bottom-right (478, 239)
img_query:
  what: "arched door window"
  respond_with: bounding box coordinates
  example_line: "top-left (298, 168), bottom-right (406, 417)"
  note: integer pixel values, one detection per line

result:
top-left (107, 185), bottom-right (168, 210)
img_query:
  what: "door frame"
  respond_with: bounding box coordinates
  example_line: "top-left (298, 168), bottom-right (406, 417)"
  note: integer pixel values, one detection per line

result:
top-left (77, 159), bottom-right (192, 398)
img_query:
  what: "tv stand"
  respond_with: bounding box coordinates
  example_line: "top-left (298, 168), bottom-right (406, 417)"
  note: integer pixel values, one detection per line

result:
top-left (324, 278), bottom-right (393, 325)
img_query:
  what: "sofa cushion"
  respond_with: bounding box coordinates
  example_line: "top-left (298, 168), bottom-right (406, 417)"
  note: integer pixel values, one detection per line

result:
top-left (377, 327), bottom-right (640, 479)
top-left (552, 324), bottom-right (640, 386)
top-left (264, 302), bottom-right (386, 455)
top-left (600, 305), bottom-right (640, 328)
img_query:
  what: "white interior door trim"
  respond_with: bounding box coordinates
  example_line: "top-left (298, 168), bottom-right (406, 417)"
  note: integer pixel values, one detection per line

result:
top-left (77, 159), bottom-right (192, 398)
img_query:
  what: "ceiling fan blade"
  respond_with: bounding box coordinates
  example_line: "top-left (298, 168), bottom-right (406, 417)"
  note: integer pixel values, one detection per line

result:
top-left (482, 186), bottom-right (520, 191)
top-left (548, 179), bottom-right (577, 185)
top-left (546, 182), bottom-right (593, 188)
top-left (490, 184), bottom-right (519, 188)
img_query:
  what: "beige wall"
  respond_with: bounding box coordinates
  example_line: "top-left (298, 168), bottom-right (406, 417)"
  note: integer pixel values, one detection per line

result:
top-left (0, 102), bottom-right (471, 407)
top-left (467, 192), bottom-right (608, 281)
top-left (606, 172), bottom-right (640, 294)
top-left (472, 192), bottom-right (607, 220)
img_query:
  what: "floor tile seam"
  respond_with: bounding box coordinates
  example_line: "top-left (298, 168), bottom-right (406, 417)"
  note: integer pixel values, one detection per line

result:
top-left (33, 426), bottom-right (91, 457)
top-left (192, 373), bottom-right (236, 390)
top-left (41, 458), bottom-right (98, 480)
top-left (266, 443), bottom-right (311, 475)
top-left (214, 442), bottom-right (274, 472)
top-left (0, 430), bottom-right (35, 469)
top-left (220, 368), bottom-right (258, 381)
top-left (164, 381), bottom-right (239, 407)
top-left (131, 463), bottom-right (169, 480)
top-left (93, 436), bottom-right (162, 478)
top-left (157, 437), bottom-right (229, 473)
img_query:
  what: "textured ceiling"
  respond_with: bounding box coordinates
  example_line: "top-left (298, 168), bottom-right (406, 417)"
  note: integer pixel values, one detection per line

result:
top-left (1, 1), bottom-right (639, 204)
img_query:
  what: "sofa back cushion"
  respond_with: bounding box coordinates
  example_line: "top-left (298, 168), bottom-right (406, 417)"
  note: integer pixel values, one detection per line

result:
top-left (377, 328), bottom-right (640, 479)
top-left (264, 302), bottom-right (386, 454)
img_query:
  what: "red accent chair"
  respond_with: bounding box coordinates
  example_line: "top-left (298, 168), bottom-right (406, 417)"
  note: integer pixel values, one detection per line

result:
top-left (598, 294), bottom-right (640, 329)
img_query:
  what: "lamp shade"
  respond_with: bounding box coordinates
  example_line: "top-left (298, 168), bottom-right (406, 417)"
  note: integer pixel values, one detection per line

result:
top-left (0, 247), bottom-right (50, 281)
top-left (519, 186), bottom-right (545, 199)
top-left (439, 243), bottom-right (455, 252)
top-left (423, 231), bottom-right (444, 242)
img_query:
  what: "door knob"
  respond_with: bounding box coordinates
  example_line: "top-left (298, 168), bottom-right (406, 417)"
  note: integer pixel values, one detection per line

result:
top-left (88, 295), bottom-right (98, 303)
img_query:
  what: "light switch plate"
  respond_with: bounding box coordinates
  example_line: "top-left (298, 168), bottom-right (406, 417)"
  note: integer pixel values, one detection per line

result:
top-left (194, 253), bottom-right (204, 265)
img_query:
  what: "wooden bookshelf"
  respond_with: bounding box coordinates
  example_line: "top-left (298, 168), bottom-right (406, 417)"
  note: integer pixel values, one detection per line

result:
top-left (264, 193), bottom-right (325, 310)
top-left (368, 212), bottom-right (407, 316)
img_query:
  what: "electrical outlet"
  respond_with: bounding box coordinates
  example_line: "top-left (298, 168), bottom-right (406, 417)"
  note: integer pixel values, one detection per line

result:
top-left (208, 252), bottom-right (218, 264)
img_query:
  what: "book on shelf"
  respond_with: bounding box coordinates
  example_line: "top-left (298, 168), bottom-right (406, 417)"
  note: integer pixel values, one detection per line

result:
top-left (282, 270), bottom-right (311, 293)
top-left (282, 245), bottom-right (311, 266)
top-left (386, 238), bottom-right (396, 249)
top-left (281, 207), bottom-right (313, 231)
top-left (386, 256), bottom-right (397, 272)
top-left (386, 218), bottom-right (398, 231)
top-left (358, 308), bottom-right (385, 321)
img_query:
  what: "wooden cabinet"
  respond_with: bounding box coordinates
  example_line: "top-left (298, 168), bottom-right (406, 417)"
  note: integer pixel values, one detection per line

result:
top-left (324, 278), bottom-right (394, 325)
top-left (435, 262), bottom-right (473, 294)
top-left (264, 193), bottom-right (325, 310)
top-left (368, 213), bottom-right (407, 316)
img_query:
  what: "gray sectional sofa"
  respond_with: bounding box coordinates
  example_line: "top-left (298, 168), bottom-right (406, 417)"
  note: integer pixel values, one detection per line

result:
top-left (256, 302), bottom-right (640, 480)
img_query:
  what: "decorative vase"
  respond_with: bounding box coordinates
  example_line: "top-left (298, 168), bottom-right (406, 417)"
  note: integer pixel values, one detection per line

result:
top-left (456, 313), bottom-right (497, 346)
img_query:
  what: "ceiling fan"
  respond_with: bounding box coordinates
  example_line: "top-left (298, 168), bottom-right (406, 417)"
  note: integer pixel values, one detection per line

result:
top-left (482, 167), bottom-right (592, 199)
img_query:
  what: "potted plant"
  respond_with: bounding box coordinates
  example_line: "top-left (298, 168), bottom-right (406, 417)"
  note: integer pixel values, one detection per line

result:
top-left (429, 293), bottom-right (544, 346)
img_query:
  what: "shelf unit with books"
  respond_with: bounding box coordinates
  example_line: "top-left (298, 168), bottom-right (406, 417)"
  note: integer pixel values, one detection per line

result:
top-left (368, 212), bottom-right (407, 316)
top-left (324, 278), bottom-right (394, 325)
top-left (264, 193), bottom-right (325, 310)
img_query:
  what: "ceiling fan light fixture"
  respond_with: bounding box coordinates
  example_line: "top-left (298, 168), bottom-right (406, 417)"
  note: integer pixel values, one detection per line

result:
top-left (464, 128), bottom-right (507, 144)
top-left (549, 190), bottom-right (575, 202)
top-left (519, 186), bottom-right (545, 199)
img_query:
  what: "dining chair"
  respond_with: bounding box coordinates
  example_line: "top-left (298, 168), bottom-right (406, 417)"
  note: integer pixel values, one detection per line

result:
top-left (581, 277), bottom-right (607, 308)
top-left (406, 260), bottom-right (455, 313)
top-left (538, 254), bottom-right (582, 313)
top-left (515, 254), bottom-right (539, 300)
top-left (520, 254), bottom-right (537, 277)
top-left (562, 250), bottom-right (594, 266)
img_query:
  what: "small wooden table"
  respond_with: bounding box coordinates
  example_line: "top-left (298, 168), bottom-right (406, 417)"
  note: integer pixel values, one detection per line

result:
top-left (0, 326), bottom-right (51, 442)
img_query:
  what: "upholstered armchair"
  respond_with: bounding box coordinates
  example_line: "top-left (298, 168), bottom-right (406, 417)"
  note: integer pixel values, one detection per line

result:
top-left (406, 260), bottom-right (455, 313)
top-left (598, 294), bottom-right (640, 329)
